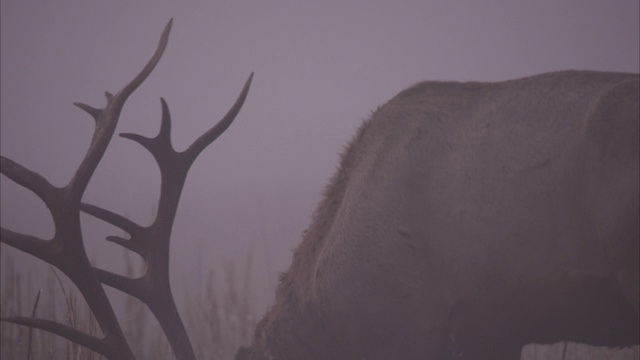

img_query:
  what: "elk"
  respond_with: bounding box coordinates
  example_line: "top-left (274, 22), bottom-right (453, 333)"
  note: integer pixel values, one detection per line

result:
top-left (1, 19), bottom-right (252, 360)
top-left (235, 71), bottom-right (639, 358)
top-left (1, 20), bottom-right (638, 360)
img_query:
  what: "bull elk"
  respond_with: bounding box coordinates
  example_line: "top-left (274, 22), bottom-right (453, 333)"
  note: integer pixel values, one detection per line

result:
top-left (236, 66), bottom-right (639, 359)
top-left (2, 19), bottom-right (639, 360)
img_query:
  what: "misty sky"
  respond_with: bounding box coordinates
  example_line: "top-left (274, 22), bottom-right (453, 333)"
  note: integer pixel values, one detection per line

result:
top-left (1, 0), bottom-right (639, 313)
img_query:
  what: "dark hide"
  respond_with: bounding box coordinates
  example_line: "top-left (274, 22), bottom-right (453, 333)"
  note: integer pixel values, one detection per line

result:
top-left (237, 71), bottom-right (639, 360)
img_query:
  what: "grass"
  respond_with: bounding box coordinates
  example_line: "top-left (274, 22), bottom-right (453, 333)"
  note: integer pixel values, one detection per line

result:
top-left (1, 246), bottom-right (638, 359)
top-left (0, 246), bottom-right (257, 360)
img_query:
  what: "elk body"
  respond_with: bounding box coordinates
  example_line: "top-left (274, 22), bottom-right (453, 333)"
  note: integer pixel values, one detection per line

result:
top-left (1, 20), bottom-right (638, 360)
top-left (237, 71), bottom-right (639, 359)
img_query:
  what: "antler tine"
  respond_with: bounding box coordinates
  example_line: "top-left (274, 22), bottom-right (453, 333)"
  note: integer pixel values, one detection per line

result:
top-left (117, 19), bottom-right (172, 103)
top-left (0, 157), bottom-right (59, 262)
top-left (185, 72), bottom-right (254, 162)
top-left (0, 157), bottom-right (58, 205)
top-left (69, 18), bottom-right (172, 202)
top-left (1, 19), bottom-right (175, 360)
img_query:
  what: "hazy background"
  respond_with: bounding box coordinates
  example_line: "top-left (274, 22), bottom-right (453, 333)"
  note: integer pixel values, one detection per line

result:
top-left (1, 0), bottom-right (639, 331)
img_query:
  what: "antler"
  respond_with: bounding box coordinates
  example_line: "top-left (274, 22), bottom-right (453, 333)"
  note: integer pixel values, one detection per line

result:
top-left (1, 18), bottom-right (253, 360)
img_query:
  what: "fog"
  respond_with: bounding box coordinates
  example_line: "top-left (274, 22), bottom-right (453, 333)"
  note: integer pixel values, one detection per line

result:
top-left (1, 0), bottom-right (639, 338)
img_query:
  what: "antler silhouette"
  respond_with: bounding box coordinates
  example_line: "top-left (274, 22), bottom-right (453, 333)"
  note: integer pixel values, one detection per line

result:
top-left (1, 19), bottom-right (253, 360)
